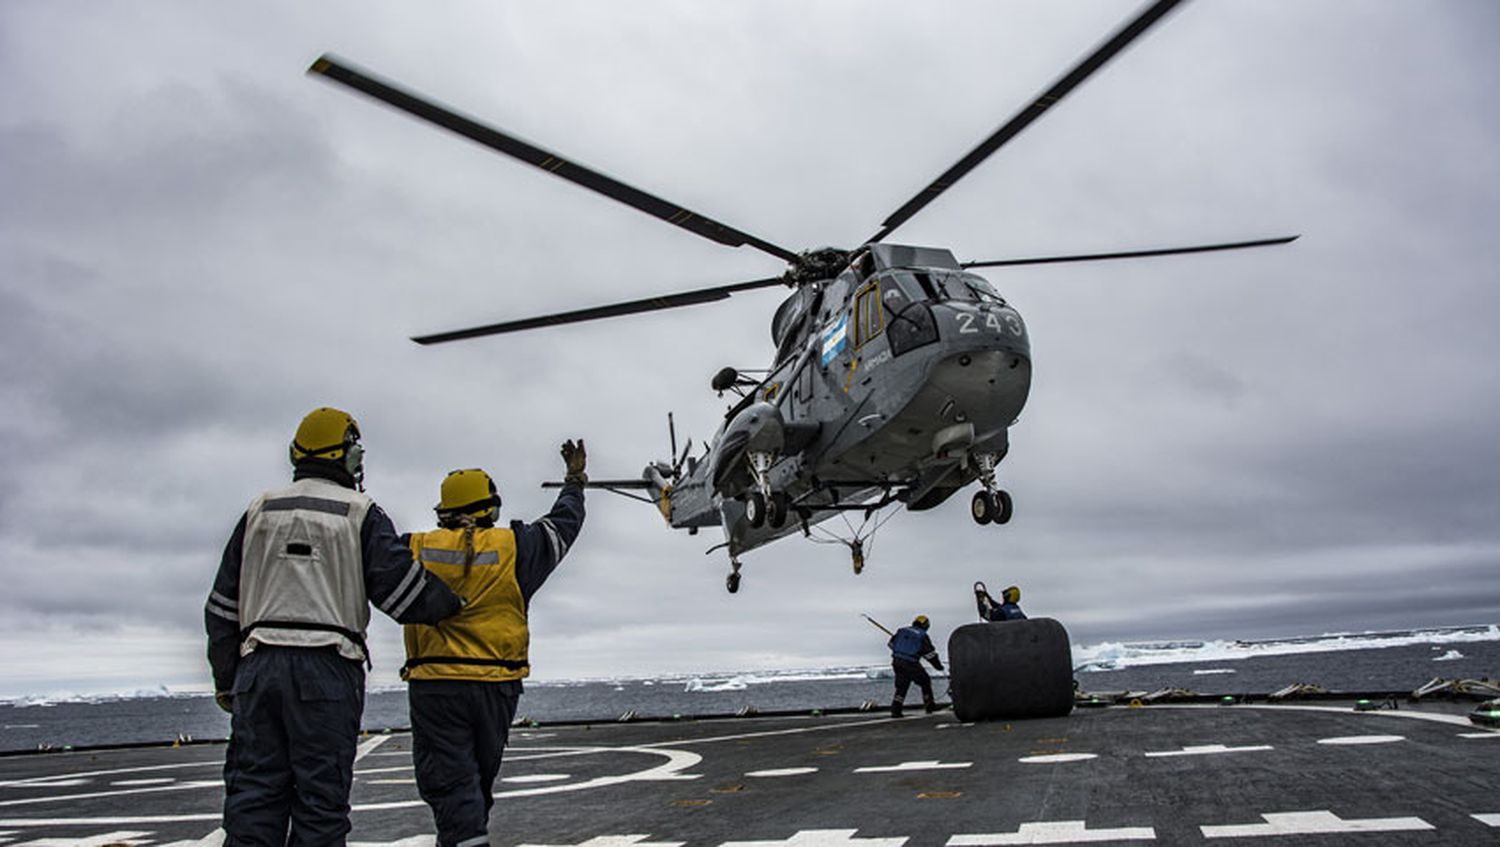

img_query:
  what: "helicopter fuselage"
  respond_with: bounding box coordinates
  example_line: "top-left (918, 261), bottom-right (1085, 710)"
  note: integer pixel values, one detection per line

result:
top-left (650, 244), bottom-right (1031, 557)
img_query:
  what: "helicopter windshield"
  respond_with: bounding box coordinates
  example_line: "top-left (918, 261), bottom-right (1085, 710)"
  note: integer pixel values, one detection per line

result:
top-left (893, 271), bottom-right (1003, 305)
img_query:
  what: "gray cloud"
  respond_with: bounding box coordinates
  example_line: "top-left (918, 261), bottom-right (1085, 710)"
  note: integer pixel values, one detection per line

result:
top-left (0, 0), bottom-right (1496, 697)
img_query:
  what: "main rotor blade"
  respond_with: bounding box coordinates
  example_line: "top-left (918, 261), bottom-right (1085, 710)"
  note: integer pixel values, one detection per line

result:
top-left (308, 55), bottom-right (801, 265)
top-left (867, 0), bottom-right (1187, 244)
top-left (961, 235), bottom-right (1298, 269)
top-left (412, 276), bottom-right (785, 345)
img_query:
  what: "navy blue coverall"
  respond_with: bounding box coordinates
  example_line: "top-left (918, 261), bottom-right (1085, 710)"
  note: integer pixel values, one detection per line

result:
top-left (404, 483), bottom-right (585, 847)
top-left (206, 464), bottom-right (462, 846)
top-left (888, 625), bottom-right (944, 716)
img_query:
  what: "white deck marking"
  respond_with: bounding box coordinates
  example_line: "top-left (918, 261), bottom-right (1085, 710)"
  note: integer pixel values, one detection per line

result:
top-left (0, 779), bottom-right (220, 808)
top-left (0, 760), bottom-right (219, 788)
top-left (147, 833), bottom-right (225, 847)
top-left (948, 820), bottom-right (1156, 844)
top-left (1144, 744), bottom-right (1273, 758)
top-left (367, 778), bottom-right (416, 785)
top-left (2, 779), bottom-right (90, 788)
top-left (1315, 735), bottom-right (1405, 745)
top-left (350, 838), bottom-right (435, 847)
top-left (10, 831), bottom-right (153, 846)
top-left (1161, 703), bottom-right (1478, 729)
top-left (1018, 754), bottom-right (1097, 764)
top-left (720, 829), bottom-right (906, 847)
top-left (503, 773), bottom-right (571, 783)
top-left (854, 760), bottom-right (971, 773)
top-left (1460, 731), bottom-right (1500, 739)
top-left (1473, 813), bottom-right (1500, 827)
top-left (746, 767), bottom-right (819, 778)
top-left (354, 764), bottom-right (414, 776)
top-left (1200, 810), bottom-right (1434, 838)
top-left (111, 778), bottom-right (175, 786)
top-left (355, 734), bottom-right (392, 761)
top-left (516, 836), bottom-right (685, 847)
top-left (0, 814), bottom-right (222, 826)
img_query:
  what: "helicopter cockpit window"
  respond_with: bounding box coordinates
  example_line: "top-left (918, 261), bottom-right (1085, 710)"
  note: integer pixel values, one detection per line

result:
top-left (884, 273), bottom-right (939, 357)
top-left (960, 274), bottom-right (1006, 305)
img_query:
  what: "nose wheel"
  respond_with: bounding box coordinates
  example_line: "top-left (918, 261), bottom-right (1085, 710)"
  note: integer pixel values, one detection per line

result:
top-left (970, 452), bottom-right (1014, 526)
top-left (744, 451), bottom-right (788, 530)
top-left (970, 489), bottom-right (1013, 525)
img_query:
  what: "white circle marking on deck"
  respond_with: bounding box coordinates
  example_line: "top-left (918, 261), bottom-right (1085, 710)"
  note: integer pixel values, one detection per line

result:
top-left (110, 778), bottom-right (175, 786)
top-left (1018, 753), bottom-right (1097, 764)
top-left (1316, 735), bottom-right (1405, 745)
top-left (746, 767), bottom-right (818, 778)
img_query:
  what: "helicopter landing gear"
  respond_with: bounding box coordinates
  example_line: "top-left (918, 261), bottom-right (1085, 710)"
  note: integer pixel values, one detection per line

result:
top-left (971, 453), bottom-right (1013, 526)
top-left (744, 451), bottom-right (782, 529)
top-left (971, 489), bottom-right (1013, 525)
top-left (726, 557), bottom-right (742, 593)
top-left (850, 538), bottom-right (865, 575)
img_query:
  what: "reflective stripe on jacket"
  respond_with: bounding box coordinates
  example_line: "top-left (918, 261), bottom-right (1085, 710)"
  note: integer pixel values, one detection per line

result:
top-left (237, 478), bottom-right (373, 662)
top-left (403, 527), bottom-right (529, 682)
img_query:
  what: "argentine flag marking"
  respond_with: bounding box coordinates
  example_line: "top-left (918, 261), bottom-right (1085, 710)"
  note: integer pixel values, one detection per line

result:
top-left (821, 314), bottom-right (849, 365)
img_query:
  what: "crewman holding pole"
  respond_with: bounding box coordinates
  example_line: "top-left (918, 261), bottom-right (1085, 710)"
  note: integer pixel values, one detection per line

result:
top-left (889, 614), bottom-right (944, 717)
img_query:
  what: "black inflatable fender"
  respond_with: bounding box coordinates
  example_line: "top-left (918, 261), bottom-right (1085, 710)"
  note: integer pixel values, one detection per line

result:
top-left (947, 617), bottom-right (1074, 721)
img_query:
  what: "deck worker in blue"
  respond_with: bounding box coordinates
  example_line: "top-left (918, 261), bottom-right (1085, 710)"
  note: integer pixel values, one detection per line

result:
top-left (205, 407), bottom-right (464, 845)
top-left (889, 614), bottom-right (944, 717)
top-left (402, 441), bottom-right (587, 847)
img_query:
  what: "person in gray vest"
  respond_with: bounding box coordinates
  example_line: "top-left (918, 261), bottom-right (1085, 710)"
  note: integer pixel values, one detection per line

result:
top-left (888, 614), bottom-right (944, 717)
top-left (205, 406), bottom-right (464, 845)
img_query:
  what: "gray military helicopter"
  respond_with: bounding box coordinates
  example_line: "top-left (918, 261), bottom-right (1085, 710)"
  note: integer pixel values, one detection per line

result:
top-left (310, 0), bottom-right (1295, 592)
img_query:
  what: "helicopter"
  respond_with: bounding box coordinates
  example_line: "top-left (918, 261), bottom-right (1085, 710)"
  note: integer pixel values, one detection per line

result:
top-left (309, 0), bottom-right (1295, 593)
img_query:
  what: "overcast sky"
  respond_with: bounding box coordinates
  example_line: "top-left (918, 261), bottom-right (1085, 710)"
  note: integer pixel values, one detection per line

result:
top-left (2, 1), bottom-right (1496, 698)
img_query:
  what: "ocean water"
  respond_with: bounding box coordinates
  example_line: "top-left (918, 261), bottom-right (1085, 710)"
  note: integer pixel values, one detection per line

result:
top-left (1, 625), bottom-right (1495, 754)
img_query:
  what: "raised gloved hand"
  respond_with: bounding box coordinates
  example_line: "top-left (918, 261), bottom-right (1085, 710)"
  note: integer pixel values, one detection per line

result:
top-left (215, 691), bottom-right (233, 714)
top-left (561, 438), bottom-right (587, 485)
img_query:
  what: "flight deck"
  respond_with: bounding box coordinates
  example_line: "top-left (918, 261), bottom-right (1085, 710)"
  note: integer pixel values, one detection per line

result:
top-left (0, 699), bottom-right (1497, 845)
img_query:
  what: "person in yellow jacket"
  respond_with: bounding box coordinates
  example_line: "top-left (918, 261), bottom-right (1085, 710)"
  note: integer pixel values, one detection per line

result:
top-left (402, 440), bottom-right (586, 847)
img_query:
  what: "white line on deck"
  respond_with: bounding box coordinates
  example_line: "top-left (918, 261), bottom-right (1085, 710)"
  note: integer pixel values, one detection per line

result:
top-left (1144, 744), bottom-right (1273, 758)
top-left (720, 829), bottom-right (906, 847)
top-left (745, 767), bottom-right (819, 778)
top-left (0, 779), bottom-right (220, 808)
top-left (503, 774), bottom-right (571, 783)
top-left (6, 830), bottom-right (154, 846)
top-left (516, 836), bottom-right (685, 847)
top-left (355, 735), bottom-right (391, 761)
top-left (854, 760), bottom-right (971, 773)
top-left (1314, 735), bottom-right (1405, 745)
top-left (948, 820), bottom-right (1156, 844)
top-left (1018, 754), bottom-right (1097, 764)
top-left (1473, 813), bottom-right (1500, 827)
top-left (1200, 810), bottom-right (1433, 838)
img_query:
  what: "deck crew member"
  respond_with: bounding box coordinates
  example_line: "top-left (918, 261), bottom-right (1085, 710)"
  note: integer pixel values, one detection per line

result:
top-left (403, 441), bottom-right (587, 847)
top-left (976, 582), bottom-right (1027, 622)
top-left (205, 407), bottom-right (464, 845)
top-left (889, 614), bottom-right (944, 717)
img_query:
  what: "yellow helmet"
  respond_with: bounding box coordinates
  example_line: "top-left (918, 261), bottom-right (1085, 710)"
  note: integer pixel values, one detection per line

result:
top-left (438, 469), bottom-right (501, 522)
top-left (290, 407), bottom-right (362, 474)
top-left (1002, 585), bottom-right (1021, 604)
top-left (913, 614), bottom-right (930, 629)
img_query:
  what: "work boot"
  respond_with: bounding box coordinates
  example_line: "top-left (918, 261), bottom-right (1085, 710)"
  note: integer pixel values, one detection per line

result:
top-left (924, 698), bottom-right (938, 714)
top-left (890, 699), bottom-right (904, 718)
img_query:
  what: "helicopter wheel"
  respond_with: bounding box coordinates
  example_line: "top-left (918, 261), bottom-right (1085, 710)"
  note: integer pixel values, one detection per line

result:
top-left (971, 491), bottom-right (995, 525)
top-left (746, 491), bottom-right (767, 529)
top-left (994, 489), bottom-right (1014, 525)
top-left (768, 492), bottom-right (788, 529)
top-left (726, 572), bottom-right (741, 593)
